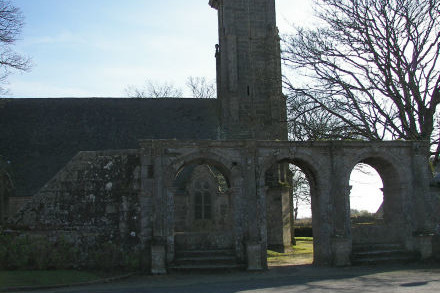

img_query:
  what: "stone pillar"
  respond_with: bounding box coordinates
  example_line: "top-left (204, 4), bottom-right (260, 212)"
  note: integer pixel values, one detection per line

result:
top-left (139, 141), bottom-right (155, 271)
top-left (149, 141), bottom-right (168, 274)
top-left (151, 244), bottom-right (167, 274)
top-left (243, 142), bottom-right (264, 270)
top-left (246, 242), bottom-right (262, 271)
top-left (331, 237), bottom-right (351, 266)
top-left (329, 184), bottom-right (352, 266)
top-left (411, 142), bottom-right (434, 233)
top-left (415, 235), bottom-right (433, 260)
top-left (327, 144), bottom-right (352, 266)
top-left (231, 165), bottom-right (246, 263)
top-left (266, 186), bottom-right (292, 253)
top-left (0, 169), bottom-right (12, 225)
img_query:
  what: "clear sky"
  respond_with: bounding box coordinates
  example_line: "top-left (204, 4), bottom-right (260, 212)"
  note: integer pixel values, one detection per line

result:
top-left (7, 0), bottom-right (314, 98)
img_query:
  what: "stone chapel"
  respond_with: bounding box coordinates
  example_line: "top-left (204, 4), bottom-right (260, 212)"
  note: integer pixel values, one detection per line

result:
top-left (0, 0), bottom-right (437, 272)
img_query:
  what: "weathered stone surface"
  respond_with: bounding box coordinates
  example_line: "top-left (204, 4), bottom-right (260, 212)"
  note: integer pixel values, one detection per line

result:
top-left (151, 245), bottom-right (167, 274)
top-left (214, 0), bottom-right (287, 140)
top-left (138, 139), bottom-right (433, 269)
top-left (10, 150), bottom-right (147, 269)
top-left (246, 242), bottom-right (263, 271)
top-left (0, 158), bottom-right (13, 224)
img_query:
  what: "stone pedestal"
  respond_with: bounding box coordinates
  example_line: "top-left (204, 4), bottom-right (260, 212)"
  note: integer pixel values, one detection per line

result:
top-left (416, 235), bottom-right (433, 260)
top-left (151, 245), bottom-right (167, 274)
top-left (246, 242), bottom-right (263, 271)
top-left (433, 235), bottom-right (440, 260)
top-left (332, 237), bottom-right (351, 266)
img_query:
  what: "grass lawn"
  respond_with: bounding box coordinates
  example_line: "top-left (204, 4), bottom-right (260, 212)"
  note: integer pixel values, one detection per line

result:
top-left (267, 237), bottom-right (314, 266)
top-left (0, 270), bottom-right (109, 289)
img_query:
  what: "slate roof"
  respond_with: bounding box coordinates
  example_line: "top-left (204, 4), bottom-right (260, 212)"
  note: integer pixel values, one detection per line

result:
top-left (0, 98), bottom-right (219, 196)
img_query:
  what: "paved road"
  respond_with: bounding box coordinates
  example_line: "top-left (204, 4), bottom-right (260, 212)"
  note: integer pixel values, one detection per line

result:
top-left (10, 264), bottom-right (440, 293)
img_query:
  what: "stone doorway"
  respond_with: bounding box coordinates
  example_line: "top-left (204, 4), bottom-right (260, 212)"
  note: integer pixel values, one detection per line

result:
top-left (264, 158), bottom-right (317, 264)
top-left (171, 162), bottom-right (238, 269)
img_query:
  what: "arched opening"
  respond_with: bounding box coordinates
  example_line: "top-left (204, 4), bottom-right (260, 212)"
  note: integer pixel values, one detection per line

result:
top-left (173, 162), bottom-right (231, 236)
top-left (348, 157), bottom-right (408, 264)
top-left (265, 159), bottom-right (316, 266)
top-left (171, 159), bottom-right (238, 268)
top-left (349, 163), bottom-right (384, 224)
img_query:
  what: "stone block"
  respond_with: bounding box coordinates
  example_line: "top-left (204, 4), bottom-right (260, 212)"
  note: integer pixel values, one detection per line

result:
top-left (433, 235), bottom-right (440, 260)
top-left (416, 235), bottom-right (433, 260)
top-left (332, 237), bottom-right (351, 266)
top-left (246, 242), bottom-right (263, 271)
top-left (151, 245), bottom-right (167, 274)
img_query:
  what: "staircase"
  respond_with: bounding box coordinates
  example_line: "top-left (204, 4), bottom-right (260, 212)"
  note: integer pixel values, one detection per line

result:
top-left (170, 249), bottom-right (245, 271)
top-left (351, 243), bottom-right (419, 265)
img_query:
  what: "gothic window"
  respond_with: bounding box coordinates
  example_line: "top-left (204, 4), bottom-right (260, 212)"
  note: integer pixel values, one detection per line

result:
top-left (194, 181), bottom-right (212, 220)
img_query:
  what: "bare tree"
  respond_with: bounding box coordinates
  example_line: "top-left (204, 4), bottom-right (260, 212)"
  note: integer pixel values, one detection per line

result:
top-left (0, 0), bottom-right (31, 94)
top-left (288, 165), bottom-right (311, 221)
top-left (287, 91), bottom-right (359, 140)
top-left (283, 0), bottom-right (440, 159)
top-left (186, 76), bottom-right (216, 99)
top-left (126, 80), bottom-right (183, 98)
top-left (127, 76), bottom-right (216, 99)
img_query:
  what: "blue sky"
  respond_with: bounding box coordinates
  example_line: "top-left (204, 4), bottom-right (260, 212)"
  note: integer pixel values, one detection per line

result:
top-left (6, 0), bottom-right (313, 98)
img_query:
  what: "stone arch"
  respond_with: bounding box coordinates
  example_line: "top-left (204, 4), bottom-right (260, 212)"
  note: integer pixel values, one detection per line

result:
top-left (258, 151), bottom-right (323, 187)
top-left (164, 150), bottom-right (242, 254)
top-left (344, 149), bottom-right (410, 246)
top-left (258, 150), bottom-right (327, 263)
top-left (344, 149), bottom-right (407, 191)
top-left (165, 151), bottom-right (235, 190)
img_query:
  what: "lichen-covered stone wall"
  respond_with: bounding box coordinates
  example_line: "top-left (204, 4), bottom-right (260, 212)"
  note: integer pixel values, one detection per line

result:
top-left (9, 149), bottom-right (150, 270)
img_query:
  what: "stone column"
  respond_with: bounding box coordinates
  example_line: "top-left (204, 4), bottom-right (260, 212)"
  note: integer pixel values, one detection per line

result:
top-left (266, 186), bottom-right (292, 253)
top-left (411, 142), bottom-right (434, 232)
top-left (139, 141), bottom-right (155, 271)
top-left (149, 141), bottom-right (168, 274)
top-left (231, 165), bottom-right (245, 263)
top-left (243, 142), bottom-right (264, 270)
top-left (327, 145), bottom-right (352, 266)
top-left (410, 142), bottom-right (435, 258)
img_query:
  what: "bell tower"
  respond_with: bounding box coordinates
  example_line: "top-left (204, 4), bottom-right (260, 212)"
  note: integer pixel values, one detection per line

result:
top-left (210, 0), bottom-right (287, 140)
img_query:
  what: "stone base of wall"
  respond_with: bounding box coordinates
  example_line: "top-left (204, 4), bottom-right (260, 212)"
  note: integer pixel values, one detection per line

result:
top-left (246, 242), bottom-right (263, 271)
top-left (0, 229), bottom-right (149, 271)
top-left (432, 235), bottom-right (440, 261)
top-left (332, 237), bottom-right (351, 266)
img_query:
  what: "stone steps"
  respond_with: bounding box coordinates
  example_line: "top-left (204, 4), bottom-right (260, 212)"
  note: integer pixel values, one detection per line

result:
top-left (351, 243), bottom-right (419, 265)
top-left (170, 249), bottom-right (244, 271)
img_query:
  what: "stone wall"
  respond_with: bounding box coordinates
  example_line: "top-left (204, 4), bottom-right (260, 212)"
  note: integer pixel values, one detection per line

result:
top-left (5, 139), bottom-right (434, 271)
top-left (140, 139), bottom-right (433, 269)
top-left (10, 149), bottom-right (151, 270)
top-left (8, 196), bottom-right (32, 219)
top-left (0, 165), bottom-right (13, 224)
